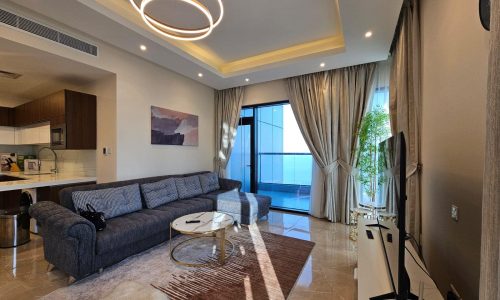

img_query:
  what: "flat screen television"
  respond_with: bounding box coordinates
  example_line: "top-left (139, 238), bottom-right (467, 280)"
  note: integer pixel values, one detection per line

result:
top-left (370, 132), bottom-right (418, 300)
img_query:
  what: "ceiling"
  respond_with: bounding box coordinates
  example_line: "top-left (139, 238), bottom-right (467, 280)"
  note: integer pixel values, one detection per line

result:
top-left (0, 37), bottom-right (112, 101)
top-left (3, 0), bottom-right (402, 89)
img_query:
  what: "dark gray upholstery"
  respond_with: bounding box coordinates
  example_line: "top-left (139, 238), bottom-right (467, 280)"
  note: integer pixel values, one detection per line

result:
top-left (29, 201), bottom-right (96, 278)
top-left (29, 171), bottom-right (246, 280)
top-left (72, 184), bottom-right (142, 219)
top-left (199, 172), bottom-right (220, 193)
top-left (141, 178), bottom-right (178, 208)
top-left (175, 176), bottom-right (203, 199)
top-left (59, 171), bottom-right (211, 212)
top-left (201, 191), bottom-right (272, 225)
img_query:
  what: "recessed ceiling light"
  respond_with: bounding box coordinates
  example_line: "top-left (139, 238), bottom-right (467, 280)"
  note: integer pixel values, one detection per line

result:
top-left (140, 45), bottom-right (147, 51)
top-left (198, 73), bottom-right (203, 77)
top-left (245, 78), bottom-right (250, 82)
top-left (365, 31), bottom-right (373, 38)
top-left (320, 62), bottom-right (326, 68)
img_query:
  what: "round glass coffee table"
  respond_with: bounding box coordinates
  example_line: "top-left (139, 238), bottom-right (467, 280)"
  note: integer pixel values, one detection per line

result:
top-left (169, 211), bottom-right (235, 267)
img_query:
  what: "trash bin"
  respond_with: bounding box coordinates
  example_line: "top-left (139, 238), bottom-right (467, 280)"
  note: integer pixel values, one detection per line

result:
top-left (0, 207), bottom-right (31, 248)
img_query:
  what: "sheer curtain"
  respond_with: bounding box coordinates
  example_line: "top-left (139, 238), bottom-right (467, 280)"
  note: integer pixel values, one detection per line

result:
top-left (357, 61), bottom-right (393, 210)
top-left (214, 87), bottom-right (245, 178)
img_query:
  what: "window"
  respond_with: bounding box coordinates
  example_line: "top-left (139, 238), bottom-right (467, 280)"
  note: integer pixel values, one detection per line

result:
top-left (358, 61), bottom-right (392, 208)
top-left (227, 102), bottom-right (312, 212)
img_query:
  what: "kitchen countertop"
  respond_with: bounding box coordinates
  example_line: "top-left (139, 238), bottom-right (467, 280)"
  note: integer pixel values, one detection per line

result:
top-left (0, 171), bottom-right (96, 192)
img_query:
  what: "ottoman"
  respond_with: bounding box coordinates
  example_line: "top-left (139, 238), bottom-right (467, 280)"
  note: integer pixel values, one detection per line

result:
top-left (202, 190), bottom-right (271, 225)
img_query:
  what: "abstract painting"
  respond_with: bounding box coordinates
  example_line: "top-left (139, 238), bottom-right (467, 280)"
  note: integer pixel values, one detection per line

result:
top-left (151, 106), bottom-right (199, 146)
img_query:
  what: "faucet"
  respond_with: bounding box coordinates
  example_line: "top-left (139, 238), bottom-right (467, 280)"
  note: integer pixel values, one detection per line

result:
top-left (37, 147), bottom-right (58, 173)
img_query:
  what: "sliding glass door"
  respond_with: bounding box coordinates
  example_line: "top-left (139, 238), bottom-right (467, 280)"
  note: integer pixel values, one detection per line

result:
top-left (227, 102), bottom-right (312, 212)
top-left (227, 108), bottom-right (254, 193)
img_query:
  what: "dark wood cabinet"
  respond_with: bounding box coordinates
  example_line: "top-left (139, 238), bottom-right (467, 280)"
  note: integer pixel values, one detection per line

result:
top-left (0, 190), bottom-right (22, 210)
top-left (0, 106), bottom-right (14, 126)
top-left (64, 90), bottom-right (96, 149)
top-left (10, 89), bottom-right (97, 149)
top-left (38, 90), bottom-right (65, 124)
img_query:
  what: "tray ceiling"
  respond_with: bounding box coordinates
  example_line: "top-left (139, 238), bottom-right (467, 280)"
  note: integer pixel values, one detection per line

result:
top-left (2, 0), bottom-right (402, 89)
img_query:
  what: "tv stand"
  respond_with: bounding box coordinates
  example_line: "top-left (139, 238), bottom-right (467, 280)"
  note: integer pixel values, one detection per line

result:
top-left (357, 219), bottom-right (443, 300)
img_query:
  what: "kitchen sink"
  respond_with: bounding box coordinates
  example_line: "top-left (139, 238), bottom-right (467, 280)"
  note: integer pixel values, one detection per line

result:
top-left (0, 175), bottom-right (26, 182)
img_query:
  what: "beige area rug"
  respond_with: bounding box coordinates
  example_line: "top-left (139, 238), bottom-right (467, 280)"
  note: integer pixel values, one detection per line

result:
top-left (42, 225), bottom-right (315, 300)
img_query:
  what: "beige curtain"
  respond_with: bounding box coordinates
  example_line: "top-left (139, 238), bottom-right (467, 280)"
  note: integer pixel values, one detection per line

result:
top-left (389, 0), bottom-right (421, 241)
top-left (479, 0), bottom-right (500, 298)
top-left (287, 63), bottom-right (375, 223)
top-left (214, 87), bottom-right (245, 178)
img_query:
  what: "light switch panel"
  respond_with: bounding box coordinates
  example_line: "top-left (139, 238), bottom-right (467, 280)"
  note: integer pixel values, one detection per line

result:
top-left (103, 147), bottom-right (112, 156)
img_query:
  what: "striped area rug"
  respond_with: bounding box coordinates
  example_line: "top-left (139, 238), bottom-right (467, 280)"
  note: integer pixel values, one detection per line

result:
top-left (153, 227), bottom-right (315, 299)
top-left (42, 225), bottom-right (314, 300)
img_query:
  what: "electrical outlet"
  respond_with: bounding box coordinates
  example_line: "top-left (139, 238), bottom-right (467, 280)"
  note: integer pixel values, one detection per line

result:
top-left (451, 205), bottom-right (459, 221)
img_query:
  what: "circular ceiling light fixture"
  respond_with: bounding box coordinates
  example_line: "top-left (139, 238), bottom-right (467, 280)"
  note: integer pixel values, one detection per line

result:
top-left (129, 0), bottom-right (224, 41)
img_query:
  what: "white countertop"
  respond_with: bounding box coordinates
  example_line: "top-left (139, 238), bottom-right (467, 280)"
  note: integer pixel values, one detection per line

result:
top-left (0, 171), bottom-right (96, 192)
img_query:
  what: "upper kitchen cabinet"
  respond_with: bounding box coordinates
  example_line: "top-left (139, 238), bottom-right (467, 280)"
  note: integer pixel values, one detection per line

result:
top-left (10, 90), bottom-right (97, 149)
top-left (63, 90), bottom-right (97, 150)
top-left (0, 107), bottom-right (14, 126)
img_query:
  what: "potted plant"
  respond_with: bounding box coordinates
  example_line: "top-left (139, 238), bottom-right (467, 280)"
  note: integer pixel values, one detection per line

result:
top-left (356, 106), bottom-right (391, 205)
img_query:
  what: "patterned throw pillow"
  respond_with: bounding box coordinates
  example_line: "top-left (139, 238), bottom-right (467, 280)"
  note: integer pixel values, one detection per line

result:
top-left (140, 178), bottom-right (179, 208)
top-left (72, 184), bottom-right (143, 219)
top-left (198, 172), bottom-right (220, 193)
top-left (175, 176), bottom-right (203, 199)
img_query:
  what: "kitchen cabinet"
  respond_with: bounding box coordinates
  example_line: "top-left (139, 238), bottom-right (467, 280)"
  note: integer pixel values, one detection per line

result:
top-left (0, 107), bottom-right (14, 126)
top-left (14, 101), bottom-right (40, 127)
top-left (0, 190), bottom-right (21, 210)
top-left (14, 124), bottom-right (50, 145)
top-left (0, 126), bottom-right (15, 144)
top-left (6, 90), bottom-right (96, 149)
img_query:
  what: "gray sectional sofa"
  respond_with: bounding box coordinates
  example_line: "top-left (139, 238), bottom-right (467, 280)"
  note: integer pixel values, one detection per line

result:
top-left (29, 171), bottom-right (270, 280)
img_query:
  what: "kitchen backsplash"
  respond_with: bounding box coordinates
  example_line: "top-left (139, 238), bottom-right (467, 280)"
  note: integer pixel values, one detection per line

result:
top-left (37, 147), bottom-right (96, 176)
top-left (0, 145), bottom-right (35, 155)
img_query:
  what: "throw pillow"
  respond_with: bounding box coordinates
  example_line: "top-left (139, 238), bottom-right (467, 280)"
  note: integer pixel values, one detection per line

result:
top-left (141, 178), bottom-right (178, 208)
top-left (72, 184), bottom-right (143, 219)
top-left (175, 175), bottom-right (203, 199)
top-left (198, 172), bottom-right (220, 193)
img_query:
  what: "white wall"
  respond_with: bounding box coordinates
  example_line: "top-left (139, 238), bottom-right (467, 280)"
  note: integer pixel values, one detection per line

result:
top-left (420, 0), bottom-right (489, 298)
top-left (0, 9), bottom-right (215, 182)
top-left (83, 75), bottom-right (117, 182)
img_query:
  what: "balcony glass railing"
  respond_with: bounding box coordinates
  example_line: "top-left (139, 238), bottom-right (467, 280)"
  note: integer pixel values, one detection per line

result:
top-left (257, 153), bottom-right (312, 212)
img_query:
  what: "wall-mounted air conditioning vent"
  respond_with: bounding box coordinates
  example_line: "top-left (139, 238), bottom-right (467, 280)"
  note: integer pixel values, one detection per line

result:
top-left (0, 8), bottom-right (98, 56)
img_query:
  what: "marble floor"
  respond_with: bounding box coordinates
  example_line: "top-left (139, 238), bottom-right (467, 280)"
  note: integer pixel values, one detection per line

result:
top-left (0, 210), bottom-right (357, 300)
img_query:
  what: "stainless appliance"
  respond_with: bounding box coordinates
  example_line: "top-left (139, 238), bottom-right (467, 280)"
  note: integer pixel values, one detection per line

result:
top-left (0, 209), bottom-right (30, 248)
top-left (50, 124), bottom-right (66, 149)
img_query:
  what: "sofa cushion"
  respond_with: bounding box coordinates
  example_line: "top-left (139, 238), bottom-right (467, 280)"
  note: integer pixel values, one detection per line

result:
top-left (72, 184), bottom-right (142, 219)
top-left (141, 178), bottom-right (178, 208)
top-left (201, 190), bottom-right (272, 225)
top-left (153, 197), bottom-right (214, 220)
top-left (198, 172), bottom-right (220, 193)
top-left (175, 176), bottom-right (203, 199)
top-left (95, 210), bottom-right (171, 254)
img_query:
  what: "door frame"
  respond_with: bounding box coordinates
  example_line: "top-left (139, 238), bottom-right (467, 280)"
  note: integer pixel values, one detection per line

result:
top-left (241, 100), bottom-right (290, 194)
top-left (238, 116), bottom-right (255, 193)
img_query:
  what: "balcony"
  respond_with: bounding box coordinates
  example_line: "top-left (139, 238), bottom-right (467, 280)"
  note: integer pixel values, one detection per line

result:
top-left (257, 153), bottom-right (312, 212)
